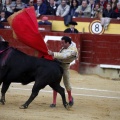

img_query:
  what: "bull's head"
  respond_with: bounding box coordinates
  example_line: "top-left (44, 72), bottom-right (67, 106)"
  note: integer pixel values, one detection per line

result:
top-left (0, 36), bottom-right (9, 51)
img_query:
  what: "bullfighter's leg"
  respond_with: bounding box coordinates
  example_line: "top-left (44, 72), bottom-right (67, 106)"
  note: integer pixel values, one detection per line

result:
top-left (0, 82), bottom-right (11, 105)
top-left (49, 84), bottom-right (69, 110)
top-left (19, 81), bottom-right (46, 109)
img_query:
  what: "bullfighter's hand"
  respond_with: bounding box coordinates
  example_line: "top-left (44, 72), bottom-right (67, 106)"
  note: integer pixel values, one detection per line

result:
top-left (71, 51), bottom-right (77, 57)
top-left (48, 50), bottom-right (54, 56)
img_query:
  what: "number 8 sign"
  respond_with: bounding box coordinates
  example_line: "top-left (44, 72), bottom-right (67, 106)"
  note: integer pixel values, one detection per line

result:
top-left (89, 20), bottom-right (104, 34)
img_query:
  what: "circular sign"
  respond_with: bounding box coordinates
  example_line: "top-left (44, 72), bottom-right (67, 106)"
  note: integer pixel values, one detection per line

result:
top-left (89, 20), bottom-right (104, 34)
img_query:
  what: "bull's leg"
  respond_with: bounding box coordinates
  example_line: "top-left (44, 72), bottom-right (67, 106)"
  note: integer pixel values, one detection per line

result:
top-left (50, 84), bottom-right (69, 110)
top-left (19, 91), bottom-right (38, 109)
top-left (0, 82), bottom-right (11, 105)
top-left (19, 82), bottom-right (45, 109)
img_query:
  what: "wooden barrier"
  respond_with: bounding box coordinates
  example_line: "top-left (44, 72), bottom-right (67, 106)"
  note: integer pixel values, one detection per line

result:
top-left (2, 16), bottom-right (120, 34)
top-left (38, 25), bottom-right (52, 32)
top-left (81, 34), bottom-right (120, 65)
top-left (0, 29), bottom-right (120, 73)
top-left (1, 22), bottom-right (52, 31)
top-left (1, 22), bottom-right (11, 29)
top-left (38, 16), bottom-right (120, 35)
top-left (0, 29), bottom-right (81, 72)
top-left (1, 22), bottom-right (10, 26)
top-left (0, 29), bottom-right (36, 56)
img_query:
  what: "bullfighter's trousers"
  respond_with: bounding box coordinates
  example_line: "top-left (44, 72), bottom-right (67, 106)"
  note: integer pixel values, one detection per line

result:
top-left (61, 63), bottom-right (71, 91)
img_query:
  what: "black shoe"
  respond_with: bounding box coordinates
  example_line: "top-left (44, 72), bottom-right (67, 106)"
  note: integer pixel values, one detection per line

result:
top-left (50, 104), bottom-right (56, 108)
top-left (69, 97), bottom-right (74, 107)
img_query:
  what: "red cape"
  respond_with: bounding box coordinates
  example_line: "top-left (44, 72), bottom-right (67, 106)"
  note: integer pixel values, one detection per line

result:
top-left (7, 7), bottom-right (53, 60)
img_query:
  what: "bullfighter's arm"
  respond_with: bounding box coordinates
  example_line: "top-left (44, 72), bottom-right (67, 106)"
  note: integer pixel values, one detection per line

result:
top-left (48, 49), bottom-right (77, 59)
top-left (53, 51), bottom-right (77, 59)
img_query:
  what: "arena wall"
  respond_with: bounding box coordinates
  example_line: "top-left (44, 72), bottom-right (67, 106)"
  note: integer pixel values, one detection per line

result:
top-left (37, 16), bottom-right (120, 35)
top-left (0, 29), bottom-right (120, 79)
top-left (80, 34), bottom-right (120, 79)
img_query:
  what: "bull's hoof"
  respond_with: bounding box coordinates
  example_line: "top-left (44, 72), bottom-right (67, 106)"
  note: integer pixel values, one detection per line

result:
top-left (64, 103), bottom-right (70, 110)
top-left (19, 104), bottom-right (28, 109)
top-left (0, 99), bottom-right (5, 105)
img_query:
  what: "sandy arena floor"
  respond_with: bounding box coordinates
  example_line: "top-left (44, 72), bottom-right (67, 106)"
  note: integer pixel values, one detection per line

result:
top-left (0, 70), bottom-right (120, 120)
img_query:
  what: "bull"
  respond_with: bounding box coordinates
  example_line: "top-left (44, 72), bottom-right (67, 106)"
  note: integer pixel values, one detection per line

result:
top-left (0, 40), bottom-right (69, 109)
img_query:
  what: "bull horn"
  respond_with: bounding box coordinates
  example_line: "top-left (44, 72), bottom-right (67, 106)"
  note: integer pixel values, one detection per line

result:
top-left (0, 36), bottom-right (5, 41)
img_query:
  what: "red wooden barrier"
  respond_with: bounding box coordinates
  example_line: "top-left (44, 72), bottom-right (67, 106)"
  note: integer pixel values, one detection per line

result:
top-left (0, 29), bottom-right (36, 56)
top-left (0, 29), bottom-right (120, 73)
top-left (38, 15), bottom-right (120, 24)
top-left (81, 34), bottom-right (120, 65)
top-left (0, 30), bottom-right (81, 72)
top-left (38, 25), bottom-right (52, 31)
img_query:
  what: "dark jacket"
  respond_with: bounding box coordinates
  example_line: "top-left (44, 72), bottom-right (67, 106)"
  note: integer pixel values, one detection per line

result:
top-left (46, 3), bottom-right (58, 15)
top-left (64, 28), bottom-right (79, 33)
top-left (68, 6), bottom-right (78, 17)
top-left (103, 9), bottom-right (114, 18)
top-left (34, 3), bottom-right (47, 15)
top-left (113, 8), bottom-right (120, 18)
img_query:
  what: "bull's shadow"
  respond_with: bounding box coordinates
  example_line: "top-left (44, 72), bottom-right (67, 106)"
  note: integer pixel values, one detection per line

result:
top-left (0, 40), bottom-right (69, 110)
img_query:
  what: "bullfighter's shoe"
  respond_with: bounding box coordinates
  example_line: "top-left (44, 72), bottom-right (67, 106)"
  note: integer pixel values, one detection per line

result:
top-left (50, 104), bottom-right (56, 108)
top-left (69, 97), bottom-right (74, 107)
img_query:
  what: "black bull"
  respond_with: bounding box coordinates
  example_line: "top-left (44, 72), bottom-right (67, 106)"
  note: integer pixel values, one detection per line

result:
top-left (0, 41), bottom-right (69, 109)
